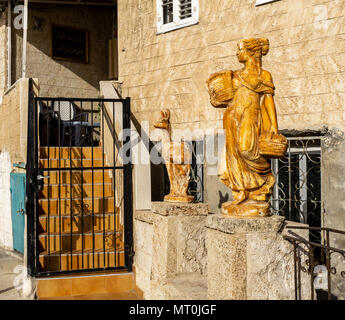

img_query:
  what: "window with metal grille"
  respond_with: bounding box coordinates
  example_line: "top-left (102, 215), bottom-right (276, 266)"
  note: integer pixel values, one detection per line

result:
top-left (162, 0), bottom-right (174, 24)
top-left (157, 0), bottom-right (199, 34)
top-left (179, 0), bottom-right (192, 19)
top-left (271, 136), bottom-right (322, 240)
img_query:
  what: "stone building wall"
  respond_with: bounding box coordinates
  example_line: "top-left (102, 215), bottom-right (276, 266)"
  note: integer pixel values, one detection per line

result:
top-left (118, 0), bottom-right (345, 133)
top-left (0, 78), bottom-right (31, 249)
top-left (119, 1), bottom-right (345, 300)
top-left (12, 4), bottom-right (113, 98)
top-left (0, 11), bottom-right (8, 99)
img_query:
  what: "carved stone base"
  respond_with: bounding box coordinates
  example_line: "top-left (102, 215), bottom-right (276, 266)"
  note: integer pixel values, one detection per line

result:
top-left (221, 199), bottom-right (270, 217)
top-left (164, 194), bottom-right (195, 203)
top-left (206, 214), bottom-right (312, 300)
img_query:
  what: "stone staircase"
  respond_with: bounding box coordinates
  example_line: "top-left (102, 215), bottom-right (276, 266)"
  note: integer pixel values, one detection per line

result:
top-left (38, 146), bottom-right (125, 272)
top-left (35, 146), bottom-right (142, 299)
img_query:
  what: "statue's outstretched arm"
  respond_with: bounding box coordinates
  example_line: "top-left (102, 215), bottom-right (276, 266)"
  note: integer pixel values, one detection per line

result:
top-left (262, 93), bottom-right (278, 135)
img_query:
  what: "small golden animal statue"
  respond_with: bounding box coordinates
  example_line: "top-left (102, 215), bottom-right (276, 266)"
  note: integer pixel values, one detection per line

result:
top-left (207, 38), bottom-right (287, 217)
top-left (153, 109), bottom-right (194, 203)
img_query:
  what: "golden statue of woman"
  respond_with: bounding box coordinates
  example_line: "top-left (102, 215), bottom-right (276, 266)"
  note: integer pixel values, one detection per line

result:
top-left (207, 38), bottom-right (287, 217)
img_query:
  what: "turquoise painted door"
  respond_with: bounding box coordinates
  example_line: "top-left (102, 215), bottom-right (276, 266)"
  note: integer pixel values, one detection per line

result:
top-left (10, 173), bottom-right (26, 254)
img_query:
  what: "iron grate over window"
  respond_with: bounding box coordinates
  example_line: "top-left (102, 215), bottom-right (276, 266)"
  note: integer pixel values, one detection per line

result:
top-left (271, 136), bottom-right (322, 231)
top-left (179, 0), bottom-right (192, 19)
top-left (188, 140), bottom-right (204, 203)
top-left (162, 0), bottom-right (174, 24)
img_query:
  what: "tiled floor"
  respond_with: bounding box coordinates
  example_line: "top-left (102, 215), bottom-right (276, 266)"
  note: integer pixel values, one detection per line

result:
top-left (40, 291), bottom-right (140, 300)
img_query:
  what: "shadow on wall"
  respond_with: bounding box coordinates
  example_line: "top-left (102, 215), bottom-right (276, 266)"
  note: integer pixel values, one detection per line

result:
top-left (11, 4), bottom-right (114, 97)
top-left (218, 190), bottom-right (229, 208)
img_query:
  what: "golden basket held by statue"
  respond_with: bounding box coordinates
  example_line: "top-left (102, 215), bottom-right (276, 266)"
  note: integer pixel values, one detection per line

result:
top-left (259, 133), bottom-right (288, 159)
top-left (206, 70), bottom-right (234, 108)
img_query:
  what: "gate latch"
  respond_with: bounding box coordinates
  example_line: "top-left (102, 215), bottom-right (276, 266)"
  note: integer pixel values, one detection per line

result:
top-left (37, 171), bottom-right (49, 191)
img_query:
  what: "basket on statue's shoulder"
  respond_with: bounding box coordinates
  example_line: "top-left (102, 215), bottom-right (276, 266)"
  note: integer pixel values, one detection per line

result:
top-left (206, 70), bottom-right (234, 108)
top-left (259, 132), bottom-right (288, 159)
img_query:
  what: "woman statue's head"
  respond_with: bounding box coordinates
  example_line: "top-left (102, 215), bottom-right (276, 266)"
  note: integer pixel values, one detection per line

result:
top-left (237, 38), bottom-right (269, 63)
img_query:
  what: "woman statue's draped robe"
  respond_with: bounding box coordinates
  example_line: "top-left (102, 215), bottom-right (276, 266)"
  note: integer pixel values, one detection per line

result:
top-left (217, 70), bottom-right (278, 215)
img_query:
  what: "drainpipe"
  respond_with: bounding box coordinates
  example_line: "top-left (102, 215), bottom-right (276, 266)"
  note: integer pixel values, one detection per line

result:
top-left (7, 0), bottom-right (11, 88)
top-left (22, 0), bottom-right (28, 79)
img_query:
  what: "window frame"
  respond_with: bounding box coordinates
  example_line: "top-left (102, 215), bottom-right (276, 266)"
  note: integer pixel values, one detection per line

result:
top-left (156, 0), bottom-right (199, 34)
top-left (255, 0), bottom-right (281, 6)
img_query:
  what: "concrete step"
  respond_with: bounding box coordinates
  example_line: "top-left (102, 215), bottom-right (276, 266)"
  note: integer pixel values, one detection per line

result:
top-left (39, 197), bottom-right (118, 215)
top-left (39, 230), bottom-right (124, 252)
top-left (42, 170), bottom-right (112, 184)
top-left (40, 183), bottom-right (114, 199)
top-left (36, 271), bottom-right (138, 298)
top-left (40, 147), bottom-right (103, 160)
top-left (39, 213), bottom-right (122, 233)
top-left (151, 272), bottom-right (207, 300)
top-left (39, 159), bottom-right (104, 169)
top-left (39, 250), bottom-right (125, 272)
top-left (39, 290), bottom-right (141, 300)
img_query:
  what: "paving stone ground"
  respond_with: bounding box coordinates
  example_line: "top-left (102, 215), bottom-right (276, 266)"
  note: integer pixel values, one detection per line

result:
top-left (0, 248), bottom-right (30, 300)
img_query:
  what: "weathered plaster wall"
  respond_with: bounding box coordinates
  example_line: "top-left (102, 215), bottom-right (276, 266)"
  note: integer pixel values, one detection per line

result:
top-left (134, 203), bottom-right (208, 299)
top-left (0, 78), bottom-right (32, 249)
top-left (118, 0), bottom-right (345, 132)
top-left (0, 152), bottom-right (13, 249)
top-left (322, 129), bottom-right (345, 300)
top-left (12, 4), bottom-right (113, 98)
top-left (133, 217), bottom-right (153, 299)
top-left (0, 11), bottom-right (8, 99)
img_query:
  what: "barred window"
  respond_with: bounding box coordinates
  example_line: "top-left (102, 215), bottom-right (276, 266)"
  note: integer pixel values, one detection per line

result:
top-left (157, 0), bottom-right (199, 34)
top-left (271, 136), bottom-right (322, 233)
top-left (162, 0), bottom-right (174, 24)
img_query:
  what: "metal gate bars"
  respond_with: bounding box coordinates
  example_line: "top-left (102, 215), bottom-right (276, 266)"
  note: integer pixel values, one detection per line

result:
top-left (26, 80), bottom-right (133, 277)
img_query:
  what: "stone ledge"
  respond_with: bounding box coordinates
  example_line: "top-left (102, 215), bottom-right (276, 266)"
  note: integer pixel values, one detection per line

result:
top-left (152, 272), bottom-right (207, 300)
top-left (134, 210), bottom-right (155, 224)
top-left (206, 214), bottom-right (285, 234)
top-left (151, 201), bottom-right (209, 216)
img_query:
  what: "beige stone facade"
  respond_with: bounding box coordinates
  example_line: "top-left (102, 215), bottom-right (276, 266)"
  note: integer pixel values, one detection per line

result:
top-left (118, 0), bottom-right (345, 132)
top-left (0, 78), bottom-right (34, 249)
top-left (10, 3), bottom-right (113, 98)
top-left (0, 12), bottom-right (8, 97)
top-left (0, 78), bottom-right (32, 165)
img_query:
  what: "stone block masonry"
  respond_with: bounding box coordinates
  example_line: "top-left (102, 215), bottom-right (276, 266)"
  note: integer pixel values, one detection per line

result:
top-left (118, 0), bottom-right (345, 132)
top-left (134, 203), bottom-right (312, 300)
top-left (0, 78), bottom-right (33, 249)
top-left (133, 202), bottom-right (209, 299)
top-left (206, 214), bottom-right (312, 300)
top-left (11, 4), bottom-right (113, 98)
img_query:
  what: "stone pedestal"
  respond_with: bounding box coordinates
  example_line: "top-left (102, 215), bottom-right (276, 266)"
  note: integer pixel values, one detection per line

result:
top-left (206, 214), bottom-right (311, 300)
top-left (134, 202), bottom-right (209, 299)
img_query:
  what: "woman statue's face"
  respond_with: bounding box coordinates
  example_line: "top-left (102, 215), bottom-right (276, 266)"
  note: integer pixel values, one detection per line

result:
top-left (236, 41), bottom-right (248, 63)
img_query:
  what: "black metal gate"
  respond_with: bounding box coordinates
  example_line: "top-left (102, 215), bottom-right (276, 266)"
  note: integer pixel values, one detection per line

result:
top-left (26, 79), bottom-right (133, 277)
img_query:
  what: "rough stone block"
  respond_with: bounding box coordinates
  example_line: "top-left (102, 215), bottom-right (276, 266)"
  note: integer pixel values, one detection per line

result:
top-left (206, 214), bottom-right (311, 300)
top-left (151, 201), bottom-right (209, 216)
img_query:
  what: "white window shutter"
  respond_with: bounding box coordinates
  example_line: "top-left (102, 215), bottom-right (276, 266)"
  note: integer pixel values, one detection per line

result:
top-left (156, 0), bottom-right (164, 31)
top-left (191, 0), bottom-right (199, 23)
top-left (173, 0), bottom-right (180, 23)
top-left (156, 0), bottom-right (199, 34)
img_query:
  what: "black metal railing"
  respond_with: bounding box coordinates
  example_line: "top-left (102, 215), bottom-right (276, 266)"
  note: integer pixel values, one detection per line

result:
top-left (26, 80), bottom-right (133, 277)
top-left (284, 225), bottom-right (345, 300)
